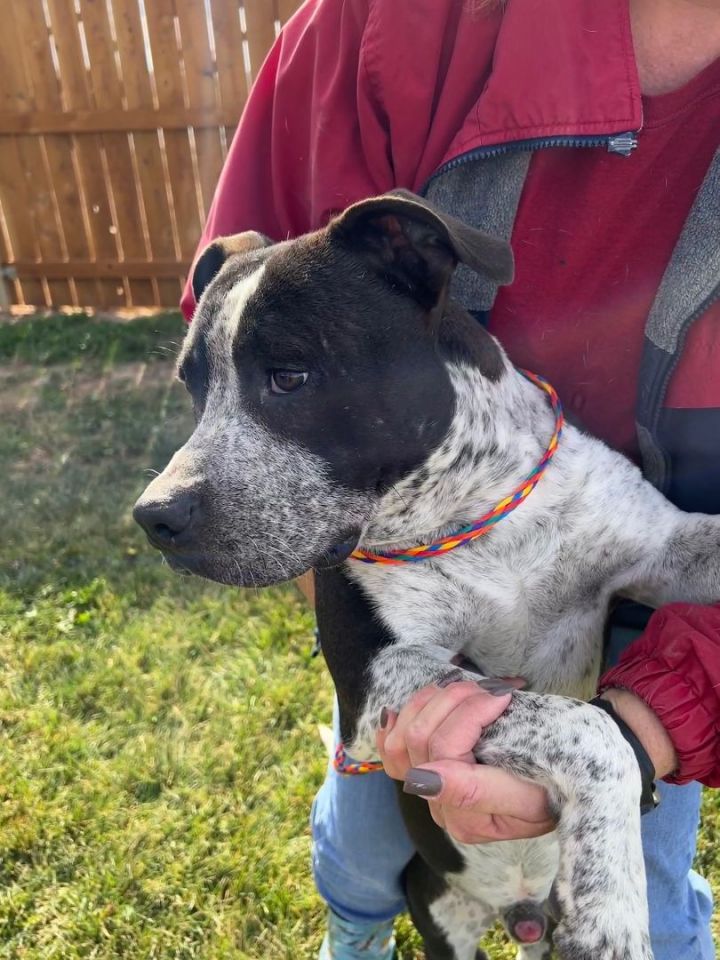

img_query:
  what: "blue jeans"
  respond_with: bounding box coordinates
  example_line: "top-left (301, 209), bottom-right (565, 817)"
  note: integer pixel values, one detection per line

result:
top-left (311, 657), bottom-right (715, 958)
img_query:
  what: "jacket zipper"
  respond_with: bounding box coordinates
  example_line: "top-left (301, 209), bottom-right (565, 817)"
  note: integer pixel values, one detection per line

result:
top-left (425, 131), bottom-right (638, 189)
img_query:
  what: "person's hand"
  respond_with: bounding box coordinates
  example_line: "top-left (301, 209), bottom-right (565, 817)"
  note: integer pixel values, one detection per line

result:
top-left (376, 679), bottom-right (556, 843)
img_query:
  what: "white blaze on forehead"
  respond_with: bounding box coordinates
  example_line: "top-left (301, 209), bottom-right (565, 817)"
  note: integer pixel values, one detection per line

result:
top-left (198, 261), bottom-right (267, 415)
top-left (210, 261), bottom-right (267, 357)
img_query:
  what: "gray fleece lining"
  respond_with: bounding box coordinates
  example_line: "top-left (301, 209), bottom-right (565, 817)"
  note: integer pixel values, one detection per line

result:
top-left (645, 149), bottom-right (720, 353)
top-left (424, 153), bottom-right (532, 312)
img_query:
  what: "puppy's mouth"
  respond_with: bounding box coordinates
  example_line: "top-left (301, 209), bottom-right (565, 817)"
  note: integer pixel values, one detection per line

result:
top-left (312, 530), bottom-right (361, 570)
top-left (151, 528), bottom-right (362, 585)
top-left (162, 551), bottom-right (204, 577)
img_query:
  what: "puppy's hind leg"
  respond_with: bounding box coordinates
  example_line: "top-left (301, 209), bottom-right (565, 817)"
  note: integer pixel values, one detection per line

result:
top-left (403, 854), bottom-right (492, 960)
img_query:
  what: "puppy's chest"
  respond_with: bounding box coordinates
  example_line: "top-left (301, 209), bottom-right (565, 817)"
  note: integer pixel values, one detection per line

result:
top-left (351, 551), bottom-right (608, 695)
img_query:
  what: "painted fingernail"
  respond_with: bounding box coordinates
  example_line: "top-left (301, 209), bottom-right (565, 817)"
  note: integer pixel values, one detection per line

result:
top-left (476, 678), bottom-right (515, 696)
top-left (437, 669), bottom-right (466, 688)
top-left (403, 768), bottom-right (443, 797)
top-left (379, 707), bottom-right (390, 729)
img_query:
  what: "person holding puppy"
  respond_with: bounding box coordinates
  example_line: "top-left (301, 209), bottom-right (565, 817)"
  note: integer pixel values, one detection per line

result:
top-left (181, 1), bottom-right (720, 957)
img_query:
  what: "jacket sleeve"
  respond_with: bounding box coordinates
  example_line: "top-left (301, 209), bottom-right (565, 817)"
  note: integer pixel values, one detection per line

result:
top-left (180, 0), bottom-right (392, 320)
top-left (599, 604), bottom-right (720, 787)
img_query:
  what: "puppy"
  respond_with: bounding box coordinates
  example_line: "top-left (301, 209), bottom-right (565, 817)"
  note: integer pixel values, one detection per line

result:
top-left (135, 190), bottom-right (720, 959)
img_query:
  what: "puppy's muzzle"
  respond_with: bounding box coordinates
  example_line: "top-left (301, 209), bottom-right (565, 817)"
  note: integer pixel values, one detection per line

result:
top-left (133, 489), bottom-right (201, 552)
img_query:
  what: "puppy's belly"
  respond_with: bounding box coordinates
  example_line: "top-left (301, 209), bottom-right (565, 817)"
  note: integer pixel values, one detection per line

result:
top-left (452, 834), bottom-right (560, 910)
top-left (445, 833), bottom-right (560, 913)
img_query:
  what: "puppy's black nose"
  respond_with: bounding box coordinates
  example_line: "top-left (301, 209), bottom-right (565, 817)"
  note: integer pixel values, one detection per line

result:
top-left (133, 491), bottom-right (199, 547)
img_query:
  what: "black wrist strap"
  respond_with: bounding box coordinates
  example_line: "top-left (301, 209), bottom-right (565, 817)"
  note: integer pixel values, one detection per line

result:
top-left (590, 696), bottom-right (660, 815)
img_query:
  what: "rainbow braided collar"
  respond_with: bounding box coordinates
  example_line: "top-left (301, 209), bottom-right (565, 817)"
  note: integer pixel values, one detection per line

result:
top-left (351, 369), bottom-right (564, 566)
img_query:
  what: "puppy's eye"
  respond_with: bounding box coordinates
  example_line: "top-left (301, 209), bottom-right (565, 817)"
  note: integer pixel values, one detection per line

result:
top-left (269, 370), bottom-right (309, 395)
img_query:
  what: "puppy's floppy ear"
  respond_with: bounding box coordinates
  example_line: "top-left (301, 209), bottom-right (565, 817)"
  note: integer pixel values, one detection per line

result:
top-left (191, 231), bottom-right (273, 302)
top-left (328, 188), bottom-right (513, 309)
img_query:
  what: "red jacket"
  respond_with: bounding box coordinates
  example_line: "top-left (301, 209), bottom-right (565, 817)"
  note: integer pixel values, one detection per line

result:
top-left (181, 0), bottom-right (720, 786)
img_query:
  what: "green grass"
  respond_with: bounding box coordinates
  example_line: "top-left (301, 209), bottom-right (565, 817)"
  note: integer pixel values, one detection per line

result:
top-left (0, 311), bottom-right (183, 366)
top-left (0, 313), bottom-right (717, 958)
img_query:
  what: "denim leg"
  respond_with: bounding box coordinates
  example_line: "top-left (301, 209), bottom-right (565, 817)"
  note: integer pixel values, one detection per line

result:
top-left (310, 701), bottom-right (414, 923)
top-left (607, 627), bottom-right (715, 959)
top-left (642, 781), bottom-right (715, 960)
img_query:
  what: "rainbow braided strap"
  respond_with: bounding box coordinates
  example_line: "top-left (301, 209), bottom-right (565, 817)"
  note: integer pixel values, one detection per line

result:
top-left (351, 369), bottom-right (564, 566)
top-left (333, 741), bottom-right (384, 775)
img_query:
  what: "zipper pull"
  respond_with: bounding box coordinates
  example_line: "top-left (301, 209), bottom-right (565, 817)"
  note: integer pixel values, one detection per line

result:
top-left (607, 132), bottom-right (638, 157)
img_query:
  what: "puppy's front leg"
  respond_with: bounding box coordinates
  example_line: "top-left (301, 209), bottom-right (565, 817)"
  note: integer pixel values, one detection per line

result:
top-left (477, 694), bottom-right (654, 960)
top-left (347, 644), bottom-right (654, 959)
top-left (631, 512), bottom-right (720, 607)
top-left (347, 642), bottom-right (466, 759)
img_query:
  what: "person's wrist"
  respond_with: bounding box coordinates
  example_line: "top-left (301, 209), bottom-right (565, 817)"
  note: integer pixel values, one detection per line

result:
top-left (598, 688), bottom-right (678, 780)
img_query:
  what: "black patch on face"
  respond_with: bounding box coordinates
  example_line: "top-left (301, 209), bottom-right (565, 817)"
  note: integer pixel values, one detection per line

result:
top-left (231, 234), bottom-right (458, 493)
top-left (177, 335), bottom-right (211, 415)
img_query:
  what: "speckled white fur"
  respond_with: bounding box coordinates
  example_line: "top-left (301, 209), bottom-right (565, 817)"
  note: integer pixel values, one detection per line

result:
top-left (343, 356), bottom-right (720, 960)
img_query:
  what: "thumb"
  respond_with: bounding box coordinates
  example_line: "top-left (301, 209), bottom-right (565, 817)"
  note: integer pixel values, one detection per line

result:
top-left (403, 759), bottom-right (551, 822)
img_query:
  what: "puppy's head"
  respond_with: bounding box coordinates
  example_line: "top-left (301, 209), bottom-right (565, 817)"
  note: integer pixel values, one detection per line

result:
top-left (133, 190), bottom-right (513, 586)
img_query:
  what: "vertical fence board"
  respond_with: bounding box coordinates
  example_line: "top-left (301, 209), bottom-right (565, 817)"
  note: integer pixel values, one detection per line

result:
top-left (75, 0), bottom-right (128, 308)
top-left (243, 0), bottom-right (278, 78)
top-left (174, 0), bottom-right (225, 221)
top-left (276, 0), bottom-right (303, 23)
top-left (109, 0), bottom-right (155, 305)
top-left (211, 0), bottom-right (250, 111)
top-left (208, 0), bottom-right (248, 164)
top-left (141, 0), bottom-right (193, 305)
top-left (0, 139), bottom-right (46, 306)
top-left (45, 0), bottom-right (108, 305)
top-left (0, 0), bottom-right (302, 310)
top-left (0, 7), bottom-right (48, 305)
top-left (13, 2), bottom-right (84, 306)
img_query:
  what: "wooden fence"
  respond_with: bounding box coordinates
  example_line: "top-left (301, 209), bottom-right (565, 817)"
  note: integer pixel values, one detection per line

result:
top-left (0, 0), bottom-right (302, 310)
